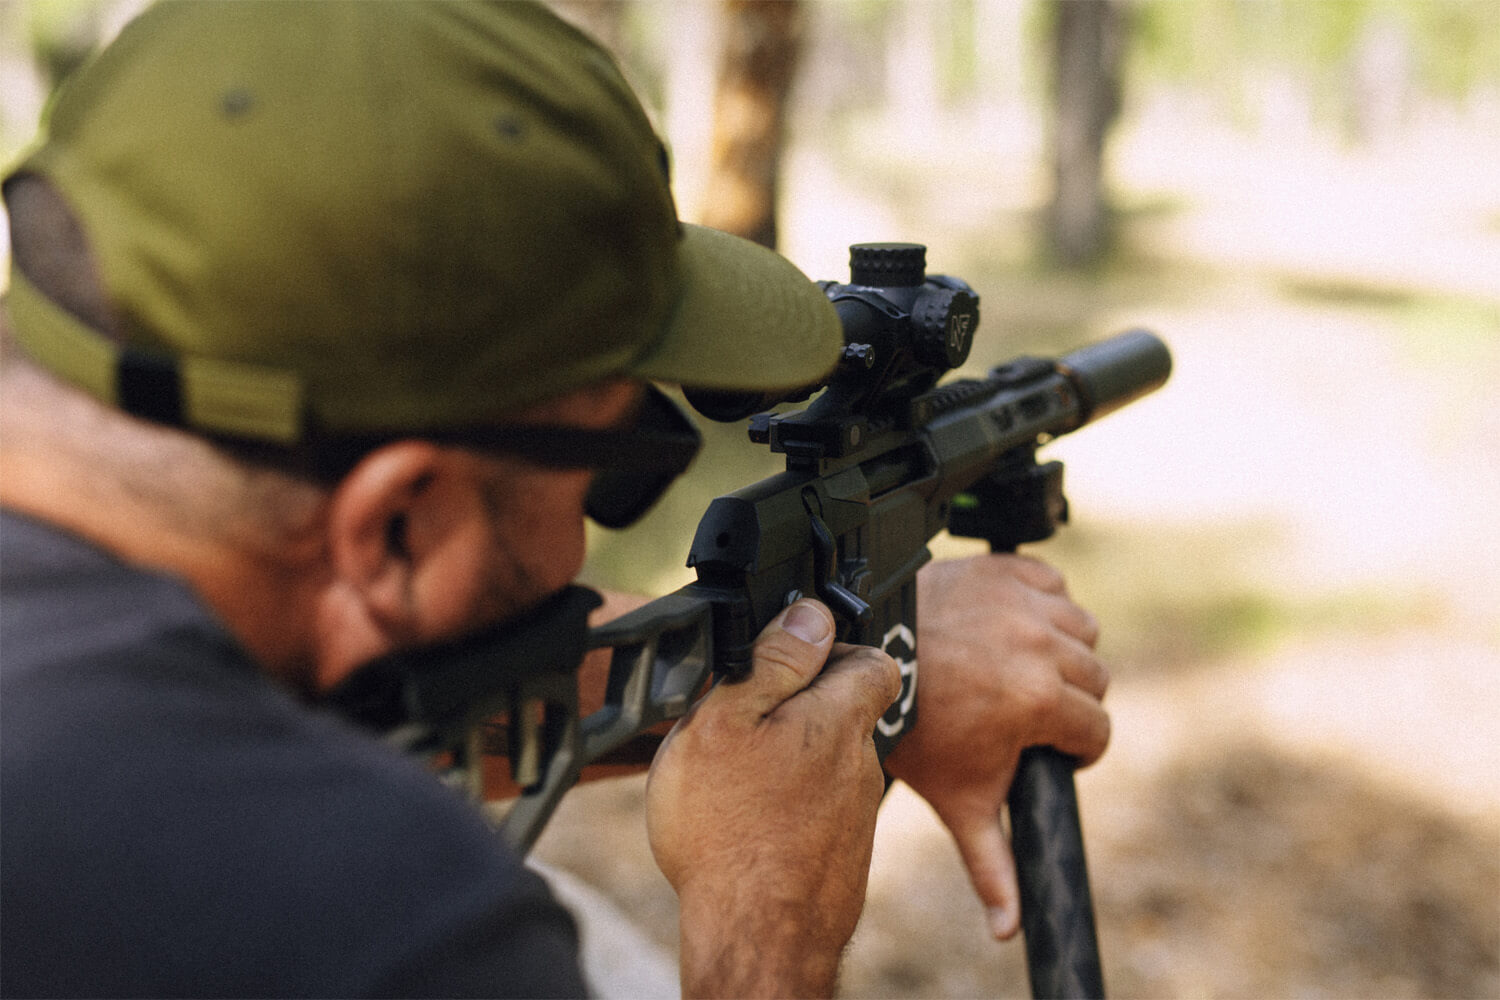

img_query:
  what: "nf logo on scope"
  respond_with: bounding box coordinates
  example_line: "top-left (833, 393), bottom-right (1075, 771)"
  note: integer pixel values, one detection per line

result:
top-left (876, 623), bottom-right (917, 738)
top-left (948, 313), bottom-right (973, 352)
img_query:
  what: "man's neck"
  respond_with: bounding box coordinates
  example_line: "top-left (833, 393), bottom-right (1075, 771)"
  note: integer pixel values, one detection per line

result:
top-left (0, 446), bottom-right (324, 691)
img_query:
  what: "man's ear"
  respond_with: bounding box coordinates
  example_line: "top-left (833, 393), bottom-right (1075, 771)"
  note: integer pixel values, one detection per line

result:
top-left (324, 440), bottom-right (445, 634)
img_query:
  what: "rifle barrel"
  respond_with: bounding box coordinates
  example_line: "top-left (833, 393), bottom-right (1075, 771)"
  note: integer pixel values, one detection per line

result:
top-left (1059, 329), bottom-right (1172, 424)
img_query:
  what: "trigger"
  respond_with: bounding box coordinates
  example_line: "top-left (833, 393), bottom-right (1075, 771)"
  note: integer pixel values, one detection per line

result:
top-left (806, 505), bottom-right (873, 629)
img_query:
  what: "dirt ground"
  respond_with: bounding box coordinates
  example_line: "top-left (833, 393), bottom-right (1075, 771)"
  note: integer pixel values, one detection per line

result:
top-left (519, 97), bottom-right (1500, 998)
top-left (530, 630), bottom-right (1500, 998)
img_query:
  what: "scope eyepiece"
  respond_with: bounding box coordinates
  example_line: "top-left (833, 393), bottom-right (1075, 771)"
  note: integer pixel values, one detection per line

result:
top-left (682, 385), bottom-right (808, 424)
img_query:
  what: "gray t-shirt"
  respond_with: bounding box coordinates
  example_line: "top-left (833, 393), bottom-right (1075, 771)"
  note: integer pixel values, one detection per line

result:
top-left (0, 509), bottom-right (586, 998)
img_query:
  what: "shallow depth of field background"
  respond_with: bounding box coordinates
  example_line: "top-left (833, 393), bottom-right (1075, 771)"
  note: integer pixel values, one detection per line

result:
top-left (3, 2), bottom-right (1497, 997)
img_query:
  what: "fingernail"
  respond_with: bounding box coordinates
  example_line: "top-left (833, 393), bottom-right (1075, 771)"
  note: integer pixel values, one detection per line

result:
top-left (987, 905), bottom-right (1016, 940)
top-left (782, 602), bottom-right (832, 644)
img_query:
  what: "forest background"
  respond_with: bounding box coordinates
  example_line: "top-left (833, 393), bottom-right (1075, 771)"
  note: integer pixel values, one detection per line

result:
top-left (2, 2), bottom-right (1497, 997)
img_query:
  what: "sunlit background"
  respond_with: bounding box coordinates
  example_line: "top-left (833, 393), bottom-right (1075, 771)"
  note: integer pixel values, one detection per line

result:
top-left (3, 2), bottom-right (1496, 996)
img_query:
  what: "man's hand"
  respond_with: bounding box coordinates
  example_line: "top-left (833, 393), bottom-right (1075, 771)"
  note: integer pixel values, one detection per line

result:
top-left (883, 553), bottom-right (1110, 941)
top-left (646, 599), bottom-right (901, 999)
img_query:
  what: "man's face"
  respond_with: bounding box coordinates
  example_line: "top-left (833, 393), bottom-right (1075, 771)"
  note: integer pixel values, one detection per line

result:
top-left (309, 378), bottom-right (660, 694)
top-left (418, 379), bottom-right (645, 640)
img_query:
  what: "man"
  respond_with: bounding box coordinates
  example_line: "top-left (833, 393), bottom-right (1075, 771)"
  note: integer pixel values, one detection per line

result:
top-left (0, 3), bottom-right (1110, 997)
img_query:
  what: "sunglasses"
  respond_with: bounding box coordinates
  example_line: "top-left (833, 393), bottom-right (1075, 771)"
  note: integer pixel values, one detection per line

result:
top-left (294, 385), bottom-right (700, 527)
top-left (400, 383), bottom-right (703, 529)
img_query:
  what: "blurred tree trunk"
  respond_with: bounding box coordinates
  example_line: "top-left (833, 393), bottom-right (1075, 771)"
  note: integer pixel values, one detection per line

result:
top-left (1048, 0), bottom-right (1125, 268)
top-left (546, 1), bottom-right (626, 56)
top-left (699, 0), bottom-right (805, 250)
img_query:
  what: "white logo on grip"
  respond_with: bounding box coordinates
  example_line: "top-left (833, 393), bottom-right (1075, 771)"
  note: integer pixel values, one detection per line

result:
top-left (875, 623), bottom-right (917, 739)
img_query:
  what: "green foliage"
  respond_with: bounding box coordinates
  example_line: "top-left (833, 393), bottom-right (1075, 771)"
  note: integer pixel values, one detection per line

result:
top-left (1129, 0), bottom-right (1500, 102)
top-left (21, 0), bottom-right (118, 89)
top-left (1402, 0), bottom-right (1500, 98)
top-left (1027, 522), bottom-right (1445, 676)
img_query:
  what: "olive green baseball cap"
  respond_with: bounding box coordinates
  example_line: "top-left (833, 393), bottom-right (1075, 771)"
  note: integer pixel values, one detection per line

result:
top-left (3, 0), bottom-right (841, 445)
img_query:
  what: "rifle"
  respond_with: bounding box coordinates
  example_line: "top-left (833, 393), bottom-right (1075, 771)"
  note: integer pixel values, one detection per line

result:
top-left (505, 243), bottom-right (1168, 997)
top-left (346, 242), bottom-right (1170, 999)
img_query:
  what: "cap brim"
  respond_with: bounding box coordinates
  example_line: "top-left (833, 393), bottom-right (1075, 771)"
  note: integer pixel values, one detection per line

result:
top-left (627, 223), bottom-right (843, 391)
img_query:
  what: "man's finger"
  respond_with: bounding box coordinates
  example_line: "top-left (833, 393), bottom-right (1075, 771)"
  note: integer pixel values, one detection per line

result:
top-left (1054, 633), bottom-right (1110, 700)
top-left (1041, 684), bottom-right (1113, 766)
top-left (1047, 595), bottom-right (1101, 649)
top-left (714, 599), bottom-right (836, 720)
top-left (949, 812), bottom-right (1022, 941)
top-left (809, 643), bottom-right (903, 732)
top-left (1002, 553), bottom-right (1068, 595)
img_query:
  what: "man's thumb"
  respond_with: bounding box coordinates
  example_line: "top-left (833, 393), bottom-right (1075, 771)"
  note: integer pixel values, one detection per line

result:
top-left (721, 600), bottom-right (835, 719)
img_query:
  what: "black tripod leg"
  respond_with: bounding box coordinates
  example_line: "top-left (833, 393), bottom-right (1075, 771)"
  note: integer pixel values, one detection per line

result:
top-left (1007, 745), bottom-right (1105, 998)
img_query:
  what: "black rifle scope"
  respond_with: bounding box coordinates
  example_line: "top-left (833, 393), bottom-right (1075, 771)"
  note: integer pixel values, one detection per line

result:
top-left (685, 243), bottom-right (981, 423)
